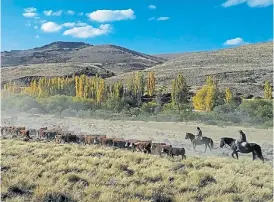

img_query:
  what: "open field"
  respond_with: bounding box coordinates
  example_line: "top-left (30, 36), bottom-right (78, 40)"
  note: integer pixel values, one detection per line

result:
top-left (1, 112), bottom-right (273, 163)
top-left (1, 138), bottom-right (273, 202)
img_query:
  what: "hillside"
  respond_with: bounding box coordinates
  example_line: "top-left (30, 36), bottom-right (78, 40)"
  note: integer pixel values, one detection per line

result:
top-left (107, 42), bottom-right (273, 97)
top-left (1, 41), bottom-right (273, 97)
top-left (1, 41), bottom-right (165, 84)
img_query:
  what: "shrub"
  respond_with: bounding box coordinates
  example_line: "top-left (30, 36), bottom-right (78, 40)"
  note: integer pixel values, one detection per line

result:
top-left (141, 102), bottom-right (160, 114)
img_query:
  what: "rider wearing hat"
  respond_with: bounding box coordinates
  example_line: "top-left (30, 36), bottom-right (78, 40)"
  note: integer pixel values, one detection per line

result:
top-left (236, 130), bottom-right (247, 151)
top-left (196, 127), bottom-right (202, 141)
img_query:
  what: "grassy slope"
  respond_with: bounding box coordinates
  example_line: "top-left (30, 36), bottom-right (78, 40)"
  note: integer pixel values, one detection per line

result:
top-left (107, 42), bottom-right (273, 97)
top-left (1, 139), bottom-right (272, 202)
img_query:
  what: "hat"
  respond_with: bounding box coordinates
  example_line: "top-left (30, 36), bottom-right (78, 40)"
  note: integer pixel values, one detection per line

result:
top-left (238, 130), bottom-right (242, 133)
top-left (197, 127), bottom-right (200, 130)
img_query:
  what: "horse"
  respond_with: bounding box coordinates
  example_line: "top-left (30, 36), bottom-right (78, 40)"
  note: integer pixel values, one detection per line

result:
top-left (185, 132), bottom-right (214, 152)
top-left (219, 137), bottom-right (264, 162)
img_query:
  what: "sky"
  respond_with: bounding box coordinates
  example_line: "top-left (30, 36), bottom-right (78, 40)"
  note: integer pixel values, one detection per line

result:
top-left (1, 0), bottom-right (273, 54)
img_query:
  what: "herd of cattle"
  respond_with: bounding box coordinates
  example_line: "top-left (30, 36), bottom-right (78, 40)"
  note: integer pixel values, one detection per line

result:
top-left (0, 125), bottom-right (187, 159)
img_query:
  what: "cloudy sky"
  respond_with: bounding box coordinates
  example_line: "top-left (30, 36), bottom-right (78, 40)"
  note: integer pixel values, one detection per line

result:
top-left (2, 0), bottom-right (273, 54)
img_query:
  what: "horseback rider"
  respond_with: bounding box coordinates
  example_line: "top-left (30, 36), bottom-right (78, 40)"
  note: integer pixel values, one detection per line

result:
top-left (236, 130), bottom-right (247, 151)
top-left (196, 127), bottom-right (202, 141)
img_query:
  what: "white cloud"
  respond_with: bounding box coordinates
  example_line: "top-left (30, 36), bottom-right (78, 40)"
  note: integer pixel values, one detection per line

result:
top-left (148, 5), bottom-right (157, 9)
top-left (62, 22), bottom-right (76, 27)
top-left (221, 0), bottom-right (273, 7)
top-left (43, 10), bottom-right (63, 16)
top-left (23, 7), bottom-right (38, 18)
top-left (67, 10), bottom-right (75, 15)
top-left (78, 12), bottom-right (84, 16)
top-left (224, 37), bottom-right (247, 45)
top-left (44, 10), bottom-right (52, 16)
top-left (41, 22), bottom-right (62, 32)
top-left (63, 24), bottom-right (112, 38)
top-left (34, 25), bottom-right (38, 29)
top-left (87, 9), bottom-right (135, 22)
top-left (25, 22), bottom-right (31, 27)
top-left (148, 17), bottom-right (156, 21)
top-left (35, 35), bottom-right (40, 39)
top-left (157, 17), bottom-right (170, 21)
top-left (76, 22), bottom-right (88, 26)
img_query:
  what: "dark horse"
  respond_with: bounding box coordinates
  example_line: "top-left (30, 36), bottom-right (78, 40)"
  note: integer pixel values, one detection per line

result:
top-left (219, 137), bottom-right (264, 162)
top-left (185, 132), bottom-right (214, 152)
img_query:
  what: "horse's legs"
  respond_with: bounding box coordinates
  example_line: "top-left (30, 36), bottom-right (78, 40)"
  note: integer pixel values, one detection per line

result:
top-left (231, 152), bottom-right (235, 159)
top-left (204, 144), bottom-right (207, 153)
top-left (252, 152), bottom-right (256, 161)
top-left (193, 142), bottom-right (196, 151)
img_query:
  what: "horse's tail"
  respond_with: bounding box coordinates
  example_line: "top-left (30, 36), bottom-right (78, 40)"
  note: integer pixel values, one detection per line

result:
top-left (210, 139), bottom-right (214, 149)
top-left (252, 144), bottom-right (264, 163)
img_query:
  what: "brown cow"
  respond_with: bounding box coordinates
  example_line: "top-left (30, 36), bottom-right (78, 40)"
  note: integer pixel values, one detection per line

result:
top-left (39, 127), bottom-right (47, 139)
top-left (19, 130), bottom-right (31, 139)
top-left (133, 141), bottom-right (152, 154)
top-left (84, 135), bottom-right (106, 145)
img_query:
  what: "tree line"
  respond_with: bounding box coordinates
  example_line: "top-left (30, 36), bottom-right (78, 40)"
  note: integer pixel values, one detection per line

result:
top-left (2, 72), bottom-right (273, 112)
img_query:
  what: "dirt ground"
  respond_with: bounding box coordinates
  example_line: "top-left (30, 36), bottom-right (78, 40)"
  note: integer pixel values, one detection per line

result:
top-left (1, 112), bottom-right (273, 163)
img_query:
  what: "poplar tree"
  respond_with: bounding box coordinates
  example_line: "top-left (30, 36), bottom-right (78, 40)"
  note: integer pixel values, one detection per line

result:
top-left (264, 80), bottom-right (272, 99)
top-left (225, 87), bottom-right (233, 104)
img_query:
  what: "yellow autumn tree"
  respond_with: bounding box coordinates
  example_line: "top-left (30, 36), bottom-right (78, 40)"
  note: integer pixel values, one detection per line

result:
top-left (225, 87), bottom-right (233, 103)
top-left (147, 71), bottom-right (156, 96)
top-left (264, 80), bottom-right (272, 99)
top-left (192, 76), bottom-right (218, 112)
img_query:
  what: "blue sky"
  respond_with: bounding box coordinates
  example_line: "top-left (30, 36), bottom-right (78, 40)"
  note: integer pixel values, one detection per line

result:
top-left (1, 0), bottom-right (273, 54)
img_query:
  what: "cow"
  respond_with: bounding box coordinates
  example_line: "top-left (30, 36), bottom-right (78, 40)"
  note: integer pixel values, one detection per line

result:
top-left (59, 131), bottom-right (77, 143)
top-left (112, 138), bottom-right (126, 148)
top-left (151, 142), bottom-right (166, 155)
top-left (55, 131), bottom-right (77, 144)
top-left (39, 127), bottom-right (48, 139)
top-left (77, 132), bottom-right (87, 144)
top-left (93, 135), bottom-right (107, 145)
top-left (132, 141), bottom-right (152, 154)
top-left (19, 130), bottom-right (31, 139)
top-left (125, 139), bottom-right (139, 150)
top-left (84, 135), bottom-right (97, 145)
top-left (99, 137), bottom-right (114, 147)
top-left (55, 134), bottom-right (62, 144)
top-left (43, 130), bottom-right (58, 140)
top-left (14, 127), bottom-right (25, 136)
top-left (161, 145), bottom-right (186, 160)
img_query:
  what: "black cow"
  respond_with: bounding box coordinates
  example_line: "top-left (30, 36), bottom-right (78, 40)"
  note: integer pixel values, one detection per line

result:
top-left (161, 145), bottom-right (186, 160)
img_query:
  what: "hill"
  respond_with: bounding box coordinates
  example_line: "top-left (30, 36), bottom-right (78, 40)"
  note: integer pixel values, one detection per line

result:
top-left (1, 138), bottom-right (272, 202)
top-left (107, 42), bottom-right (273, 97)
top-left (1, 41), bottom-right (165, 84)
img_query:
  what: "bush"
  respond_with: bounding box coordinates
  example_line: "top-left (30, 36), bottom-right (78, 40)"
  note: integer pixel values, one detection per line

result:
top-left (239, 100), bottom-right (273, 120)
top-left (103, 97), bottom-right (125, 112)
top-left (141, 102), bottom-right (160, 114)
top-left (213, 102), bottom-right (238, 114)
